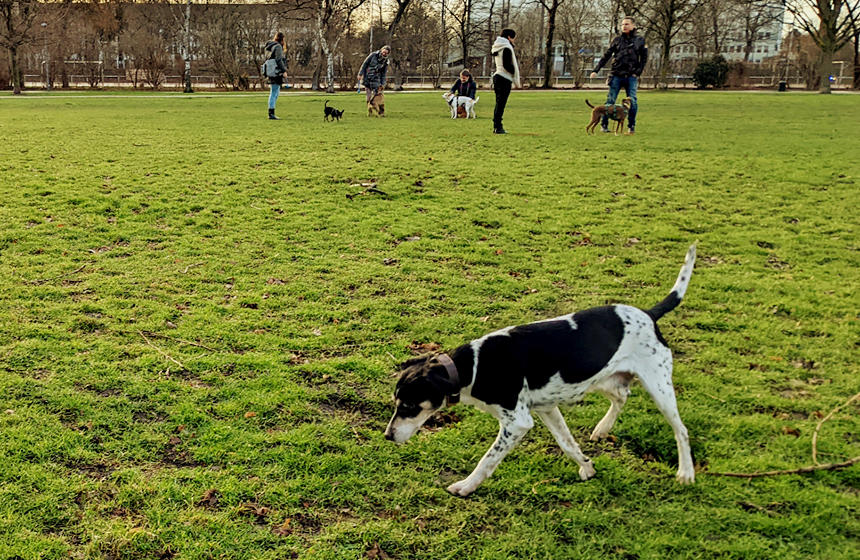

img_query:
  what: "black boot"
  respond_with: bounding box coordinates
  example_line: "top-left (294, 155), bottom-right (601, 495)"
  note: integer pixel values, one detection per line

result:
top-left (268, 108), bottom-right (279, 120)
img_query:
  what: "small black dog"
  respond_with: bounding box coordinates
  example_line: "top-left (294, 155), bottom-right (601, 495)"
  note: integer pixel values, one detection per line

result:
top-left (324, 99), bottom-right (344, 122)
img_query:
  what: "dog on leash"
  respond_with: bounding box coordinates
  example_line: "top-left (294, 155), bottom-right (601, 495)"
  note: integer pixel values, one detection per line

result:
top-left (585, 98), bottom-right (632, 135)
top-left (324, 99), bottom-right (344, 122)
top-left (442, 92), bottom-right (480, 119)
top-left (385, 245), bottom-right (697, 497)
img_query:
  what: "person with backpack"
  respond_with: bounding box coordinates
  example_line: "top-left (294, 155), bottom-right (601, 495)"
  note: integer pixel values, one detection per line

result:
top-left (264, 32), bottom-right (288, 120)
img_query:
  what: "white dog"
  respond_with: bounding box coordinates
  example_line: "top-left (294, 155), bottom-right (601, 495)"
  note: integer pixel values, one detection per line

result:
top-left (386, 245), bottom-right (698, 496)
top-left (442, 92), bottom-right (479, 119)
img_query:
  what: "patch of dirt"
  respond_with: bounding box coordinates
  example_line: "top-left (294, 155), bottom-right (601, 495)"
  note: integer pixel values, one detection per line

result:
top-left (317, 389), bottom-right (389, 428)
top-left (161, 437), bottom-right (203, 467)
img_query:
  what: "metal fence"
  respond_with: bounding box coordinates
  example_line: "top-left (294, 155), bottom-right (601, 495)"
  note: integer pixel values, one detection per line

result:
top-left (21, 74), bottom-right (856, 91)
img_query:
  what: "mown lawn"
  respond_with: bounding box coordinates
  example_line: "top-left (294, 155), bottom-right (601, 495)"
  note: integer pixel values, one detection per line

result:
top-left (0, 89), bottom-right (858, 560)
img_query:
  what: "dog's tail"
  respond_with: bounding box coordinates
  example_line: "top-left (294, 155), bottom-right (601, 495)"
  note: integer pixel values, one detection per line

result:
top-left (646, 244), bottom-right (697, 321)
top-left (585, 99), bottom-right (595, 109)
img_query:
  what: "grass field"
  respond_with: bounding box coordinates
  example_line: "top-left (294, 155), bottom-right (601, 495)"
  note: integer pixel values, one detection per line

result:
top-left (0, 89), bottom-right (858, 560)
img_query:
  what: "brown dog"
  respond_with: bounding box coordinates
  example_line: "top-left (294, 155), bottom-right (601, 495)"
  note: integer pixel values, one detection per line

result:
top-left (585, 98), bottom-right (632, 135)
top-left (367, 90), bottom-right (385, 117)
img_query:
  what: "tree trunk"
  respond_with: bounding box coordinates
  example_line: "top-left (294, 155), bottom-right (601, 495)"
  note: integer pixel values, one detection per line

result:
top-left (325, 49), bottom-right (335, 93)
top-left (10, 45), bottom-right (21, 94)
top-left (658, 37), bottom-right (672, 89)
top-left (818, 52), bottom-right (833, 93)
top-left (542, 2), bottom-right (557, 88)
top-left (853, 30), bottom-right (859, 89)
top-left (184, 0), bottom-right (193, 93)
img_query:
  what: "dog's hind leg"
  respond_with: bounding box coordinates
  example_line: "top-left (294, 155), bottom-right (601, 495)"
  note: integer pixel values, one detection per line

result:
top-left (635, 353), bottom-right (695, 484)
top-left (537, 407), bottom-right (595, 480)
top-left (447, 405), bottom-right (533, 497)
top-left (590, 372), bottom-right (633, 441)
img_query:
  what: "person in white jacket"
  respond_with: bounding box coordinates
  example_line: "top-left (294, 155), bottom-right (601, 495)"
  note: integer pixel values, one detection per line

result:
top-left (491, 29), bottom-right (520, 134)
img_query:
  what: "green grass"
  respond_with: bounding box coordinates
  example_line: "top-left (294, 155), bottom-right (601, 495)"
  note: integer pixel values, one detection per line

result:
top-left (0, 89), bottom-right (858, 559)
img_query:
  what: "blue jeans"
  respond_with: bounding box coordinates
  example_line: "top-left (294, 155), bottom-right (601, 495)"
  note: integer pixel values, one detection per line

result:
top-left (601, 76), bottom-right (638, 130)
top-left (268, 84), bottom-right (280, 110)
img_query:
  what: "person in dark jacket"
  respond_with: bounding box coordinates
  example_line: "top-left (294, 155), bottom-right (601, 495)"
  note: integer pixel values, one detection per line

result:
top-left (449, 69), bottom-right (477, 99)
top-left (264, 32), bottom-right (288, 120)
top-left (491, 29), bottom-right (520, 134)
top-left (358, 45), bottom-right (391, 116)
top-left (590, 17), bottom-right (648, 134)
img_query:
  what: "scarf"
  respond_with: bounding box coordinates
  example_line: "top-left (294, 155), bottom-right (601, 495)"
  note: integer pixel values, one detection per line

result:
top-left (492, 37), bottom-right (521, 88)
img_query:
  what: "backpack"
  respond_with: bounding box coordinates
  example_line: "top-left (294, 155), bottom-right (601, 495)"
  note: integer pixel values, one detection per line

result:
top-left (261, 48), bottom-right (279, 78)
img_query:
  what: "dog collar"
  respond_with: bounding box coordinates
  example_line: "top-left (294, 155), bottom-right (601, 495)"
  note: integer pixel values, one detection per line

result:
top-left (436, 353), bottom-right (460, 406)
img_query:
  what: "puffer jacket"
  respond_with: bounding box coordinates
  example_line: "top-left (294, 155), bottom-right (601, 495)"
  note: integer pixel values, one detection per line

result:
top-left (265, 40), bottom-right (287, 85)
top-left (593, 31), bottom-right (648, 78)
top-left (359, 51), bottom-right (389, 89)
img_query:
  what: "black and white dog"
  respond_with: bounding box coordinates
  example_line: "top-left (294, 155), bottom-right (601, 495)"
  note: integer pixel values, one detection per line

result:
top-left (385, 245), bottom-right (697, 496)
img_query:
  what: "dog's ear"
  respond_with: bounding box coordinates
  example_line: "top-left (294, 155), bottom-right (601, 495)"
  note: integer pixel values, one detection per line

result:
top-left (398, 354), bottom-right (433, 370)
top-left (426, 361), bottom-right (458, 395)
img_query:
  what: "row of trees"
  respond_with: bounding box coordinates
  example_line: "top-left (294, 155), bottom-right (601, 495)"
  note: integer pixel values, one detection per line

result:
top-left (1, 0), bottom-right (858, 94)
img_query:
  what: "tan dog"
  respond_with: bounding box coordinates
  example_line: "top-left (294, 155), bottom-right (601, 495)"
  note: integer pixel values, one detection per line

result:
top-left (585, 98), bottom-right (632, 135)
top-left (367, 90), bottom-right (385, 117)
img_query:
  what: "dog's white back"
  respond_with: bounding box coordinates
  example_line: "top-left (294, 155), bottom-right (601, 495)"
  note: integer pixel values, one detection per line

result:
top-left (443, 93), bottom-right (479, 119)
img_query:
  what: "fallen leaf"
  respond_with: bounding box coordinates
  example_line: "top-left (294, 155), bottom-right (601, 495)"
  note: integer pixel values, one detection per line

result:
top-left (366, 543), bottom-right (392, 559)
top-left (271, 518), bottom-right (292, 536)
top-left (238, 502), bottom-right (270, 522)
top-left (244, 411), bottom-right (257, 419)
top-left (782, 426), bottom-right (801, 437)
top-left (409, 341), bottom-right (442, 354)
top-left (197, 489), bottom-right (220, 508)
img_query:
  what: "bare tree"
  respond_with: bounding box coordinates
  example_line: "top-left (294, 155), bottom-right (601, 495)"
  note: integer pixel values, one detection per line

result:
top-left (729, 0), bottom-right (783, 62)
top-left (124, 7), bottom-right (173, 88)
top-left (627, 0), bottom-right (703, 87)
top-left (556, 0), bottom-right (600, 86)
top-left (0, 0), bottom-right (61, 94)
top-left (314, 0), bottom-right (366, 93)
top-left (447, 0), bottom-right (486, 70)
top-left (536, 0), bottom-right (565, 87)
top-left (686, 0), bottom-right (733, 58)
top-left (784, 0), bottom-right (859, 92)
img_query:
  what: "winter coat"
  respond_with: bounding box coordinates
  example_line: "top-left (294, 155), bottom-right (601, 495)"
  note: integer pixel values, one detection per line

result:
top-left (359, 51), bottom-right (389, 89)
top-left (265, 40), bottom-right (287, 85)
top-left (593, 31), bottom-right (648, 78)
top-left (449, 78), bottom-right (477, 99)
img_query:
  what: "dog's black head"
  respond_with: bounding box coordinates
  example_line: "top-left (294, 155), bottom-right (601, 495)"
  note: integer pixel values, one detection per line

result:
top-left (384, 355), bottom-right (458, 443)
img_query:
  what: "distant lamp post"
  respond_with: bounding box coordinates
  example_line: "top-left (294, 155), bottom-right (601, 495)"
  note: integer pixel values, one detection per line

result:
top-left (41, 22), bottom-right (51, 91)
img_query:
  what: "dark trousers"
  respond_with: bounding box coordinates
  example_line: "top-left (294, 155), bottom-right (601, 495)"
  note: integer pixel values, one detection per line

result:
top-left (492, 74), bottom-right (512, 130)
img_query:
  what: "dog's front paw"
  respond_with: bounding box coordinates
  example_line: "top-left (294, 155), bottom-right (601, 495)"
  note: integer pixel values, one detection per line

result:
top-left (578, 461), bottom-right (596, 481)
top-left (676, 470), bottom-right (695, 485)
top-left (447, 480), bottom-right (476, 497)
top-left (589, 428), bottom-right (608, 441)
